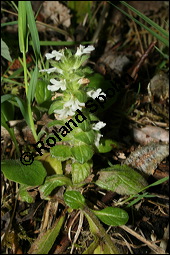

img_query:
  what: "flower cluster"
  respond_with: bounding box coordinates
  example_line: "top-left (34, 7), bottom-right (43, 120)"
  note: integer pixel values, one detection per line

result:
top-left (39, 45), bottom-right (107, 174)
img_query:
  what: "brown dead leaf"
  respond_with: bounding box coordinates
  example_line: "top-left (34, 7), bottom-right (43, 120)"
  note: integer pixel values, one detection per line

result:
top-left (124, 143), bottom-right (169, 175)
top-left (132, 125), bottom-right (169, 145)
top-left (42, 1), bottom-right (71, 27)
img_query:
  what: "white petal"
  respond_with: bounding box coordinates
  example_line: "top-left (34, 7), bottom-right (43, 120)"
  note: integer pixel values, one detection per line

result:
top-left (64, 98), bottom-right (85, 111)
top-left (83, 45), bottom-right (95, 54)
top-left (45, 50), bottom-right (64, 60)
top-left (49, 78), bottom-right (66, 91)
top-left (75, 45), bottom-right (95, 56)
top-left (87, 89), bottom-right (106, 100)
top-left (47, 85), bottom-right (58, 91)
top-left (39, 67), bottom-right (63, 74)
top-left (94, 133), bottom-right (103, 147)
top-left (75, 45), bottom-right (85, 56)
top-left (39, 67), bottom-right (57, 74)
top-left (92, 121), bottom-right (106, 131)
top-left (54, 107), bottom-right (75, 119)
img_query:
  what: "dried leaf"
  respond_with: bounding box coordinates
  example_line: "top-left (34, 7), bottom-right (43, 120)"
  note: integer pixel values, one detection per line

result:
top-left (132, 125), bottom-right (169, 145)
top-left (42, 1), bottom-right (71, 27)
top-left (124, 143), bottom-right (169, 175)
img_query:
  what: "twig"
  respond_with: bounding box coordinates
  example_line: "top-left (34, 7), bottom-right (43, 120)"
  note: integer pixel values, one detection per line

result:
top-left (120, 225), bottom-right (166, 254)
top-left (130, 41), bottom-right (157, 80)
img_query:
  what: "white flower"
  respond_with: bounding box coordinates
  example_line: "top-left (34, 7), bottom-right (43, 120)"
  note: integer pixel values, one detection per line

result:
top-left (47, 78), bottom-right (66, 91)
top-left (92, 121), bottom-right (106, 131)
top-left (54, 97), bottom-right (85, 119)
top-left (45, 50), bottom-right (64, 60)
top-left (64, 98), bottom-right (85, 111)
top-left (94, 133), bottom-right (103, 147)
top-left (75, 45), bottom-right (95, 56)
top-left (54, 107), bottom-right (75, 119)
top-left (39, 67), bottom-right (63, 74)
top-left (87, 89), bottom-right (106, 100)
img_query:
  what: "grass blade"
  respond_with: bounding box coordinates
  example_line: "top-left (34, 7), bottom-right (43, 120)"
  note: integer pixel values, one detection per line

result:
top-left (25, 1), bottom-right (40, 59)
top-left (120, 1), bottom-right (169, 38)
top-left (18, 1), bottom-right (27, 53)
top-left (27, 64), bottom-right (39, 103)
top-left (108, 1), bottom-right (169, 47)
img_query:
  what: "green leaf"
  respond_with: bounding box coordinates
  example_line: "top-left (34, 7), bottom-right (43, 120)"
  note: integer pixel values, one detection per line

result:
top-left (39, 175), bottom-right (72, 199)
top-left (1, 160), bottom-right (47, 186)
top-left (71, 144), bottom-right (94, 164)
top-left (48, 98), bottom-right (63, 115)
top-left (76, 118), bottom-right (91, 131)
top-left (18, 1), bottom-right (27, 53)
top-left (64, 190), bottom-right (85, 209)
top-left (35, 153), bottom-right (63, 175)
top-left (73, 90), bottom-right (87, 102)
top-left (145, 176), bottom-right (169, 188)
top-left (74, 130), bottom-right (95, 145)
top-left (25, 1), bottom-right (40, 59)
top-left (50, 145), bottom-right (72, 161)
top-left (1, 39), bottom-right (12, 62)
top-left (47, 119), bottom-right (65, 128)
top-left (94, 242), bottom-right (115, 254)
top-left (93, 207), bottom-right (129, 226)
top-left (96, 164), bottom-right (148, 195)
top-left (68, 1), bottom-right (93, 23)
top-left (1, 101), bottom-right (15, 122)
top-left (19, 184), bottom-right (35, 203)
top-left (27, 64), bottom-right (39, 103)
top-left (72, 162), bottom-right (92, 184)
top-left (28, 214), bottom-right (65, 254)
top-left (1, 94), bottom-right (15, 104)
top-left (82, 206), bottom-right (119, 254)
top-left (126, 192), bottom-right (155, 208)
top-left (97, 139), bottom-right (115, 153)
top-left (35, 79), bottom-right (51, 105)
top-left (14, 96), bottom-right (30, 127)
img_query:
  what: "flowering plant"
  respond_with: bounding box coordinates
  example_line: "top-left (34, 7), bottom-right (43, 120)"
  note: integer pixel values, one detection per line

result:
top-left (39, 45), bottom-right (107, 184)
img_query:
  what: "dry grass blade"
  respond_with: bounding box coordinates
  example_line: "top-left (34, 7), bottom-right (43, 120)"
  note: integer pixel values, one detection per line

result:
top-left (120, 225), bottom-right (167, 254)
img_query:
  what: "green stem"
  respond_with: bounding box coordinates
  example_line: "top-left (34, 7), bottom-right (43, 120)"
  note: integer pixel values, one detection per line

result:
top-left (82, 206), bottom-right (119, 254)
top-left (22, 50), bottom-right (38, 142)
top-left (27, 102), bottom-right (38, 142)
top-left (22, 50), bottom-right (28, 95)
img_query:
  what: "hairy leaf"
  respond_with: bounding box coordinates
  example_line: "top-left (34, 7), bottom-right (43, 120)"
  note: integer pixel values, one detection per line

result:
top-left (1, 39), bottom-right (12, 62)
top-left (74, 130), bottom-right (95, 145)
top-left (72, 162), bottom-right (92, 183)
top-left (71, 144), bottom-right (93, 163)
top-left (50, 145), bottom-right (72, 161)
top-left (64, 190), bottom-right (85, 209)
top-left (93, 207), bottom-right (129, 226)
top-left (1, 160), bottom-right (47, 186)
top-left (39, 175), bottom-right (72, 199)
top-left (96, 164), bottom-right (148, 195)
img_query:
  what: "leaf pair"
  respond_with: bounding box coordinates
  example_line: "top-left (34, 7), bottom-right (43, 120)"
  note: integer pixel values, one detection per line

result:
top-left (64, 190), bottom-right (129, 226)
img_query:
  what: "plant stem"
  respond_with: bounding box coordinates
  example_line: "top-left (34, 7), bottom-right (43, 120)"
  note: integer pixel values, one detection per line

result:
top-left (27, 102), bottom-right (38, 142)
top-left (82, 206), bottom-right (119, 254)
top-left (22, 50), bottom-right (28, 95)
top-left (22, 50), bottom-right (38, 142)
